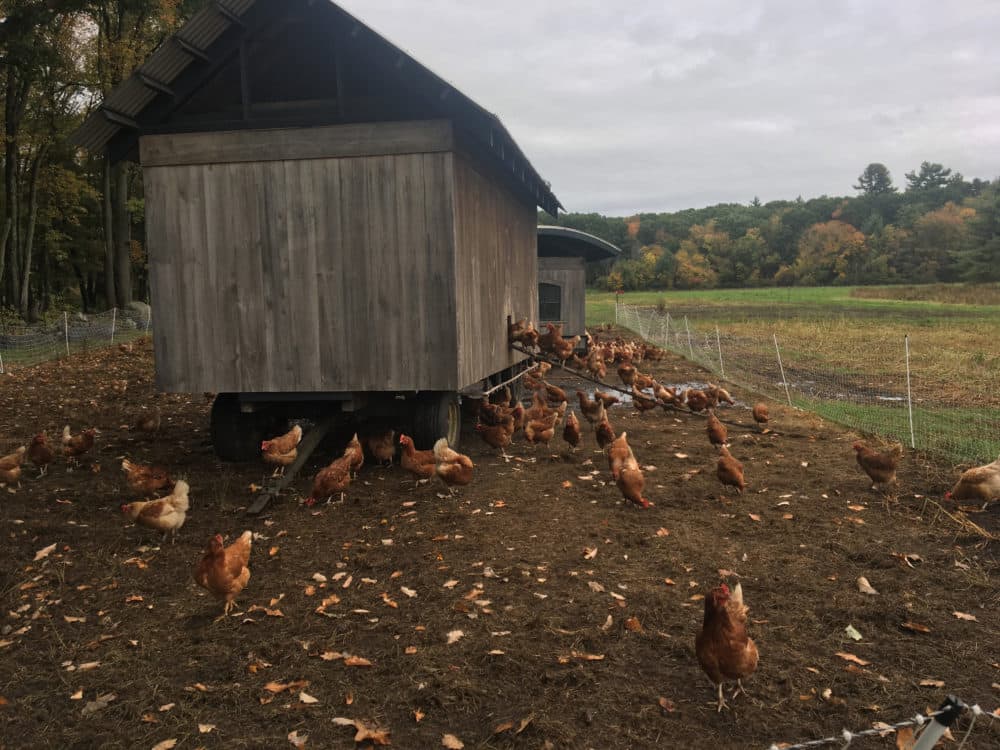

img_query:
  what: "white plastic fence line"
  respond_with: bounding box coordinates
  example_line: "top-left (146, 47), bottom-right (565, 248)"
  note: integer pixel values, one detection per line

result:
top-left (765, 699), bottom-right (998, 750)
top-left (616, 304), bottom-right (998, 463)
top-left (0, 307), bottom-right (151, 367)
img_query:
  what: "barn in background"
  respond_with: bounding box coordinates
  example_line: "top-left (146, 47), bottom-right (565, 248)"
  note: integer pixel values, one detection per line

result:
top-left (537, 226), bottom-right (620, 338)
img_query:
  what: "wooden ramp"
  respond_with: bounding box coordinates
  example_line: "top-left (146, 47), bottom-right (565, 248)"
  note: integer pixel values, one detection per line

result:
top-left (246, 417), bottom-right (334, 515)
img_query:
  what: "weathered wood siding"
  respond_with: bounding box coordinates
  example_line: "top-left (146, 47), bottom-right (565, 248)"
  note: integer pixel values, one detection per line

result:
top-left (538, 256), bottom-right (586, 337)
top-left (142, 122), bottom-right (459, 393)
top-left (451, 154), bottom-right (537, 388)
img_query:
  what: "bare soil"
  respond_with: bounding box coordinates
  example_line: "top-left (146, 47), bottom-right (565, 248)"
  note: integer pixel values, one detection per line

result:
top-left (1, 333), bottom-right (998, 749)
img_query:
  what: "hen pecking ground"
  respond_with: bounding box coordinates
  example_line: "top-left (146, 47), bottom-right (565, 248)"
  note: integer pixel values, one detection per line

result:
top-left (0, 333), bottom-right (997, 749)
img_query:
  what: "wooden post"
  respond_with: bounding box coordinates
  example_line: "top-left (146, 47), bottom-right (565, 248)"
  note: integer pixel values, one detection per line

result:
top-left (773, 333), bottom-right (792, 406)
top-left (110, 307), bottom-right (117, 343)
top-left (715, 325), bottom-right (725, 378)
top-left (64, 312), bottom-right (70, 357)
top-left (904, 335), bottom-right (916, 449)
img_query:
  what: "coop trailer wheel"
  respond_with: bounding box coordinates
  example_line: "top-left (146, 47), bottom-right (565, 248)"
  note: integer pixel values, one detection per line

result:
top-left (210, 393), bottom-right (271, 462)
top-left (413, 393), bottom-right (461, 450)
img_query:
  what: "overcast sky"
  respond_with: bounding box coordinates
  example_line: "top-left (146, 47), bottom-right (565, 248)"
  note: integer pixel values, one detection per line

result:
top-left (337, 0), bottom-right (1000, 215)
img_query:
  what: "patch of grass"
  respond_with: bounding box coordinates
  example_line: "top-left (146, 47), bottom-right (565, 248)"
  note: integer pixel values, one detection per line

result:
top-left (801, 399), bottom-right (1000, 464)
top-left (851, 282), bottom-right (1000, 306)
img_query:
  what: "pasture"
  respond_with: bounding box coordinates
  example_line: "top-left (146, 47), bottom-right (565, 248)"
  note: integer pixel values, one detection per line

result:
top-left (1, 332), bottom-right (997, 749)
top-left (595, 285), bottom-right (1000, 464)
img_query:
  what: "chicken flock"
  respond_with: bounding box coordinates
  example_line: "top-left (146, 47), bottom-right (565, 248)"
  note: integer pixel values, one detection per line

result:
top-left (2, 322), bottom-right (998, 715)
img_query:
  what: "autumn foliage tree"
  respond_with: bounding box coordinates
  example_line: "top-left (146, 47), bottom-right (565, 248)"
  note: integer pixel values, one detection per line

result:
top-left (791, 221), bottom-right (869, 286)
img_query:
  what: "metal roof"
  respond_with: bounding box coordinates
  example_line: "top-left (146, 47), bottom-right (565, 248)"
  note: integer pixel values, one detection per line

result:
top-left (537, 225), bottom-right (621, 262)
top-left (70, 0), bottom-right (562, 215)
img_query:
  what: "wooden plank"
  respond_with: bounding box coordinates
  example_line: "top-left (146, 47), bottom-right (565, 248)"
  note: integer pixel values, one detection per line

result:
top-left (451, 153), bottom-right (535, 389)
top-left (139, 120), bottom-right (454, 167)
top-left (246, 417), bottom-right (334, 515)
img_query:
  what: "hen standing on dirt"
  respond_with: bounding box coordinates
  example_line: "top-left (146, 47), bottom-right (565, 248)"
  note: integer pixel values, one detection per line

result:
top-left (695, 582), bottom-right (758, 711)
top-left (852, 441), bottom-right (902, 491)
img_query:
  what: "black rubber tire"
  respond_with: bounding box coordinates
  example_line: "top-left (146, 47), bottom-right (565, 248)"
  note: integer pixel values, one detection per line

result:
top-left (412, 393), bottom-right (461, 450)
top-left (210, 393), bottom-right (271, 462)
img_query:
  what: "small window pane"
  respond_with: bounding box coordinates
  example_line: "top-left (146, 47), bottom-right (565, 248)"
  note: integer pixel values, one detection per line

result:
top-left (539, 283), bottom-right (561, 321)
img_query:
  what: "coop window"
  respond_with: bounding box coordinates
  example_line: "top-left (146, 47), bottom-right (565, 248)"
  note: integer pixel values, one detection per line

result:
top-left (539, 283), bottom-right (562, 322)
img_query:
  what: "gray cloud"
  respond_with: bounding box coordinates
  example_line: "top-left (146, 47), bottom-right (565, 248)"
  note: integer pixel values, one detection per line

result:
top-left (337, 0), bottom-right (1000, 214)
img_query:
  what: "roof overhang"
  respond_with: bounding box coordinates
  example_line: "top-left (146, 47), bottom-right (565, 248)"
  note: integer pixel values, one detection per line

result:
top-left (537, 225), bottom-right (621, 262)
top-left (70, 0), bottom-right (562, 216)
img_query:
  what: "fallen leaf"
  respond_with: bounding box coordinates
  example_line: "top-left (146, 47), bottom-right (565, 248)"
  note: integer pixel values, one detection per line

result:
top-left (141, 713), bottom-right (159, 724)
top-left (442, 733), bottom-right (464, 749)
top-left (446, 630), bottom-right (464, 645)
top-left (158, 703), bottom-right (175, 712)
top-left (151, 741), bottom-right (177, 750)
top-left (287, 730), bottom-right (307, 748)
top-left (81, 692), bottom-right (116, 716)
top-left (844, 624), bottom-right (863, 641)
top-left (900, 621), bottom-right (931, 634)
top-left (663, 578), bottom-right (675, 586)
top-left (587, 581), bottom-right (605, 593)
top-left (919, 679), bottom-right (945, 688)
top-left (400, 586), bottom-right (417, 598)
top-left (443, 579), bottom-right (459, 589)
top-left (748, 513), bottom-right (761, 522)
top-left (70, 689), bottom-right (83, 700)
top-left (311, 573), bottom-right (327, 583)
top-left (125, 595), bottom-right (144, 603)
top-left (413, 708), bottom-right (425, 722)
top-left (199, 724), bottom-right (215, 733)
top-left (34, 543), bottom-right (57, 561)
top-left (405, 646), bottom-right (417, 655)
top-left (583, 547), bottom-right (598, 560)
top-left (63, 615), bottom-right (86, 623)
top-left (264, 680), bottom-right (309, 694)
top-left (856, 576), bottom-right (879, 595)
top-left (624, 616), bottom-right (643, 632)
top-left (77, 661), bottom-right (101, 671)
top-left (298, 690), bottom-right (319, 704)
top-left (655, 527), bottom-right (670, 537)
top-left (657, 696), bottom-right (676, 713)
top-left (561, 480), bottom-right (572, 488)
top-left (674, 452), bottom-right (688, 459)
top-left (344, 655), bottom-right (373, 667)
top-left (835, 652), bottom-right (871, 666)
top-left (953, 611), bottom-right (978, 622)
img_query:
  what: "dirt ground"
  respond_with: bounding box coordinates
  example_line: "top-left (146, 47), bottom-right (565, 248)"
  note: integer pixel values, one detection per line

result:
top-left (1, 332), bottom-right (998, 750)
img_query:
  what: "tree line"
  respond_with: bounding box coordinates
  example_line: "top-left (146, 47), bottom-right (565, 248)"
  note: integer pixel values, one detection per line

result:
top-left (0, 0), bottom-right (203, 322)
top-left (541, 162), bottom-right (999, 291)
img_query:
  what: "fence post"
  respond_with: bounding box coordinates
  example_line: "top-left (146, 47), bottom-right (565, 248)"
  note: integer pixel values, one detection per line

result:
top-left (684, 315), bottom-right (694, 359)
top-left (904, 334), bottom-right (916, 449)
top-left (145, 305), bottom-right (152, 333)
top-left (64, 312), bottom-right (70, 357)
top-left (715, 325), bottom-right (725, 377)
top-left (664, 312), bottom-right (671, 349)
top-left (773, 333), bottom-right (792, 406)
top-left (110, 307), bottom-right (117, 343)
top-left (0, 347), bottom-right (4, 374)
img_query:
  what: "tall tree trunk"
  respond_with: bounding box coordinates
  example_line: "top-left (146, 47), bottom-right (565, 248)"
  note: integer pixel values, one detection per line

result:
top-left (112, 160), bottom-right (131, 307)
top-left (102, 154), bottom-right (116, 308)
top-left (18, 144), bottom-right (47, 315)
top-left (0, 217), bottom-right (11, 302)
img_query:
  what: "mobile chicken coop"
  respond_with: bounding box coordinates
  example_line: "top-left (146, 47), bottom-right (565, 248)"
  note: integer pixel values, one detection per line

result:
top-left (537, 225), bottom-right (620, 338)
top-left (73, 0), bottom-right (562, 460)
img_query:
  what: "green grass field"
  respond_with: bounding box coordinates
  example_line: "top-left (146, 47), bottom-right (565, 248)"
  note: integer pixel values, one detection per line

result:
top-left (590, 284), bottom-right (1000, 463)
top-left (586, 285), bottom-right (1000, 327)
